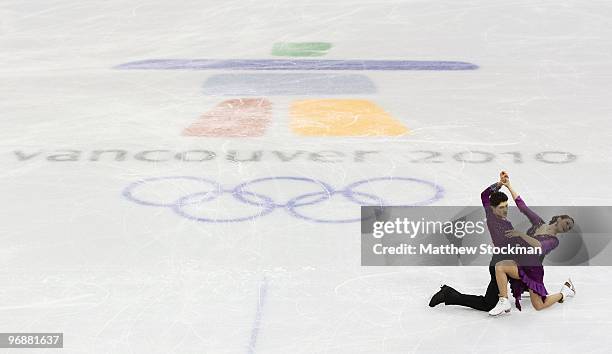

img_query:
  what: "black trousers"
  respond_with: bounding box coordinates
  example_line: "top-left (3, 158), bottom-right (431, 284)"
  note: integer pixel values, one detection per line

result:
top-left (444, 266), bottom-right (500, 312)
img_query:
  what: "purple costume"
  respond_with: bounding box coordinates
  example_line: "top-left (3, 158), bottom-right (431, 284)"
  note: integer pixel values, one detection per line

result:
top-left (510, 199), bottom-right (559, 310)
top-left (481, 183), bottom-right (559, 310)
top-left (481, 184), bottom-right (515, 250)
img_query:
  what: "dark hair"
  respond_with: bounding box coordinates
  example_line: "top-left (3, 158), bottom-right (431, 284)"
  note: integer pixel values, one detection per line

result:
top-left (549, 215), bottom-right (574, 225)
top-left (489, 191), bottom-right (508, 207)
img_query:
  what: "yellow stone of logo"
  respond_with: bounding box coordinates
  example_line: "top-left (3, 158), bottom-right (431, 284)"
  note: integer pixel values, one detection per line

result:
top-left (290, 99), bottom-right (409, 136)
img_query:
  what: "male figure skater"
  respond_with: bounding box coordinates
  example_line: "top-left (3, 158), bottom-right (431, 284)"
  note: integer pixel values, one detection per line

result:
top-left (428, 171), bottom-right (516, 311)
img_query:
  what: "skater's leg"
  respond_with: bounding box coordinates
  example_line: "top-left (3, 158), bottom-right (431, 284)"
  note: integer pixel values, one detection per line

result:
top-left (494, 260), bottom-right (520, 298)
top-left (488, 261), bottom-right (521, 315)
top-left (529, 290), bottom-right (562, 311)
top-left (530, 280), bottom-right (574, 310)
top-left (442, 267), bottom-right (499, 311)
top-left (442, 286), bottom-right (490, 311)
top-left (483, 266), bottom-right (501, 310)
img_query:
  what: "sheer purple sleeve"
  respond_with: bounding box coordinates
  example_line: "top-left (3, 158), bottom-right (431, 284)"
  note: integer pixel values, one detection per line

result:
top-left (515, 196), bottom-right (544, 226)
top-left (539, 236), bottom-right (559, 255)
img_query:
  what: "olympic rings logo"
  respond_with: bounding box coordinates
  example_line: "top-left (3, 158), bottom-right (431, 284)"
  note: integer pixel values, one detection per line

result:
top-left (122, 176), bottom-right (445, 223)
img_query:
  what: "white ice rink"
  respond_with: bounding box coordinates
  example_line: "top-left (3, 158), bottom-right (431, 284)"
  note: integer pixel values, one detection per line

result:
top-left (2, 0), bottom-right (612, 353)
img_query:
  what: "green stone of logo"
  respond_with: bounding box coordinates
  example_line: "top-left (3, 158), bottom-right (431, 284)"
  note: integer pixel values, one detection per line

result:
top-left (271, 42), bottom-right (332, 57)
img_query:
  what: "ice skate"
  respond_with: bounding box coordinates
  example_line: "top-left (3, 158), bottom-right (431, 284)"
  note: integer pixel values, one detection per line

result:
top-left (488, 297), bottom-right (511, 316)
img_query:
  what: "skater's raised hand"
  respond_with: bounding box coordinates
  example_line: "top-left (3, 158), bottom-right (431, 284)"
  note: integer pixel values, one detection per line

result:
top-left (502, 178), bottom-right (512, 188)
top-left (500, 171), bottom-right (509, 185)
top-left (500, 171), bottom-right (519, 200)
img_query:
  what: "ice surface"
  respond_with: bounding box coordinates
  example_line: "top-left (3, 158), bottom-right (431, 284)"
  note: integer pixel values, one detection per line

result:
top-left (1, 0), bottom-right (612, 353)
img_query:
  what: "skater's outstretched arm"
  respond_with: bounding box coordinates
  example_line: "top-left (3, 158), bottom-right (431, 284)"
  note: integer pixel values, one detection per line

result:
top-left (481, 171), bottom-right (506, 211)
top-left (502, 179), bottom-right (544, 226)
top-left (503, 180), bottom-right (519, 201)
top-left (505, 230), bottom-right (542, 249)
top-left (505, 230), bottom-right (559, 255)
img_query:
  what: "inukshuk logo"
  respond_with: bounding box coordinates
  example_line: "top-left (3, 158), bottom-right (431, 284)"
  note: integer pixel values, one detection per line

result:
top-left (115, 42), bottom-right (478, 137)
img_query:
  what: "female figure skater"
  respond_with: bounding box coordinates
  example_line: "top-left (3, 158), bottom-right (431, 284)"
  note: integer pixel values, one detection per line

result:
top-left (489, 179), bottom-right (576, 315)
